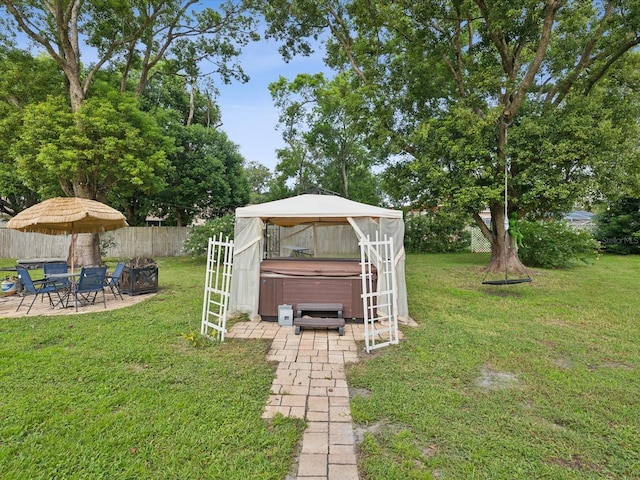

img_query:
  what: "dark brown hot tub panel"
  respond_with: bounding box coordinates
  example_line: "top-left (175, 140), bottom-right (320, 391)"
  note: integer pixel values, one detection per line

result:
top-left (258, 258), bottom-right (375, 321)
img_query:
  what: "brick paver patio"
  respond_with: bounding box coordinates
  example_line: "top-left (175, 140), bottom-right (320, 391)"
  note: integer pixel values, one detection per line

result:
top-left (0, 288), bottom-right (151, 317)
top-left (227, 320), bottom-right (370, 480)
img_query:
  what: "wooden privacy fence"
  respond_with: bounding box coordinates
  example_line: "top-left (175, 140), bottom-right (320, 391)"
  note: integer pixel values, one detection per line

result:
top-left (0, 226), bottom-right (190, 259)
top-left (1, 223), bottom-right (364, 260)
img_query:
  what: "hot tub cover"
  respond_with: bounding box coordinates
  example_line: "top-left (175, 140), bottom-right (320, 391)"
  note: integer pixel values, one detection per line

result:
top-left (260, 258), bottom-right (367, 277)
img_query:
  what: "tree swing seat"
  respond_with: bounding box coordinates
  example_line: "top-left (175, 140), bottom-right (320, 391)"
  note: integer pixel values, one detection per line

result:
top-left (482, 277), bottom-right (531, 286)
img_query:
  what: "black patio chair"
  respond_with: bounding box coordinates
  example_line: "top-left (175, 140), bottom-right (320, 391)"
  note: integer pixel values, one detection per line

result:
top-left (104, 262), bottom-right (125, 300)
top-left (16, 266), bottom-right (61, 314)
top-left (70, 266), bottom-right (107, 312)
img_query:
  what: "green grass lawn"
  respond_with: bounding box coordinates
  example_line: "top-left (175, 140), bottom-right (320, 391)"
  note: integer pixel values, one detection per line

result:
top-left (0, 257), bottom-right (304, 480)
top-left (350, 253), bottom-right (639, 479)
top-left (1, 254), bottom-right (638, 479)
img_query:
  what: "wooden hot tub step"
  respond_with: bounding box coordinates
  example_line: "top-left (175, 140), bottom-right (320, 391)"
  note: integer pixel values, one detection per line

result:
top-left (294, 303), bottom-right (345, 336)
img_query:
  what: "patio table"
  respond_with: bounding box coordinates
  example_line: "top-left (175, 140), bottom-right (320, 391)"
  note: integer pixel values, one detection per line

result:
top-left (45, 272), bottom-right (81, 282)
top-left (44, 272), bottom-right (81, 308)
top-left (17, 258), bottom-right (67, 270)
top-left (283, 246), bottom-right (312, 257)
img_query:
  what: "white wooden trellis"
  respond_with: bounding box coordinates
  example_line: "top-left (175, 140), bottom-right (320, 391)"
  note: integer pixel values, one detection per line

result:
top-left (359, 233), bottom-right (399, 353)
top-left (201, 233), bottom-right (234, 341)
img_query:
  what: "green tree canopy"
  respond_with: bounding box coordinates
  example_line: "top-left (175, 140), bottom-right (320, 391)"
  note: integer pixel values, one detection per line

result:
top-left (594, 197), bottom-right (640, 255)
top-left (0, 50), bottom-right (64, 216)
top-left (255, 0), bottom-right (640, 272)
top-left (245, 161), bottom-right (274, 204)
top-left (148, 124), bottom-right (250, 226)
top-left (138, 68), bottom-right (223, 129)
top-left (12, 84), bottom-right (172, 202)
top-left (0, 0), bottom-right (258, 265)
top-left (269, 72), bottom-right (381, 204)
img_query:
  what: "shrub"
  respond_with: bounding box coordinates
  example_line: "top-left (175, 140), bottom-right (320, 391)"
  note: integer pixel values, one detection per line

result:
top-left (404, 210), bottom-right (470, 253)
top-left (183, 214), bottom-right (235, 257)
top-left (593, 197), bottom-right (640, 254)
top-left (518, 219), bottom-right (599, 268)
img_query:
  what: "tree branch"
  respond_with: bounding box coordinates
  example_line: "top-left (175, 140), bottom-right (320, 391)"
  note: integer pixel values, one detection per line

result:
top-left (441, 53), bottom-right (465, 97)
top-left (453, 5), bottom-right (466, 97)
top-left (1, 1), bottom-right (63, 66)
top-left (474, 0), bottom-right (512, 75)
top-left (473, 211), bottom-right (493, 242)
top-left (509, 0), bottom-right (563, 116)
top-left (546, 0), bottom-right (613, 106)
top-left (326, 3), bottom-right (367, 83)
top-left (584, 36), bottom-right (640, 96)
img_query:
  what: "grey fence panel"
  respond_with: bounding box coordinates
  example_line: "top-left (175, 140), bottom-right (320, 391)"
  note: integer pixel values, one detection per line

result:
top-left (3, 224), bottom-right (358, 259)
top-left (148, 227), bottom-right (189, 257)
top-left (315, 225), bottom-right (359, 255)
top-left (0, 229), bottom-right (69, 259)
top-left (0, 226), bottom-right (190, 259)
top-left (100, 227), bottom-right (190, 258)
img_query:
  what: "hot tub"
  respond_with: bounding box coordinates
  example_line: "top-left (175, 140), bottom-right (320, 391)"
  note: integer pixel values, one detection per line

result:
top-left (258, 258), bottom-right (374, 321)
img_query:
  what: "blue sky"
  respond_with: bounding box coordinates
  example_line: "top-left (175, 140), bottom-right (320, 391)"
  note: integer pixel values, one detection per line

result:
top-left (215, 37), bottom-right (327, 172)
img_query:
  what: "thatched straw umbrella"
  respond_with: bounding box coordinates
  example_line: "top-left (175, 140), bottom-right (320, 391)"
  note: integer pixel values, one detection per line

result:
top-left (7, 197), bottom-right (128, 273)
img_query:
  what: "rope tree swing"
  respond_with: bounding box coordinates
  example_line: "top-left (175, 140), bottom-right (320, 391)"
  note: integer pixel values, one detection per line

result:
top-left (482, 114), bottom-right (532, 286)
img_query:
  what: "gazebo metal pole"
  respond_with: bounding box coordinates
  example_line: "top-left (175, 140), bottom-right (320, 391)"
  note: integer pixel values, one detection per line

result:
top-left (313, 224), bottom-right (317, 257)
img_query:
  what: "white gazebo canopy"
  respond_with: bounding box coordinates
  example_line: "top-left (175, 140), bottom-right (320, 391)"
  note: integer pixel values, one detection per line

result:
top-left (229, 194), bottom-right (409, 321)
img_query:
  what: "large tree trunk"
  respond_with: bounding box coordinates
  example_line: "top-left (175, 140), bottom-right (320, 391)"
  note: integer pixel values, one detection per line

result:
top-left (486, 230), bottom-right (527, 275)
top-left (68, 173), bottom-right (103, 268)
top-left (341, 162), bottom-right (349, 198)
top-left (473, 205), bottom-right (527, 275)
top-left (69, 233), bottom-right (102, 270)
top-left (44, 5), bottom-right (105, 269)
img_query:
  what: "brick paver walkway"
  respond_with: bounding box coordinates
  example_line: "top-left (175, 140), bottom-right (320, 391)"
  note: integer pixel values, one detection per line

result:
top-left (227, 321), bottom-right (366, 480)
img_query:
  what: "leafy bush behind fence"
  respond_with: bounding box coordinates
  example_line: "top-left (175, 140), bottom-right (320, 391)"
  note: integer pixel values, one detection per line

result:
top-left (404, 211), bottom-right (471, 253)
top-left (519, 219), bottom-right (599, 268)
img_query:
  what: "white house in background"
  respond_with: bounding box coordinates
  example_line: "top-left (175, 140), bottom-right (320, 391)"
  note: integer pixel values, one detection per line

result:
top-left (479, 208), bottom-right (492, 226)
top-left (144, 215), bottom-right (206, 227)
top-left (564, 210), bottom-right (594, 230)
top-left (476, 209), bottom-right (594, 230)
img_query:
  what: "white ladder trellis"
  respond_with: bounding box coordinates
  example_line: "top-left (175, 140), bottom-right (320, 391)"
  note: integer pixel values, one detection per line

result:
top-left (360, 233), bottom-right (399, 353)
top-left (201, 233), bottom-right (234, 341)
